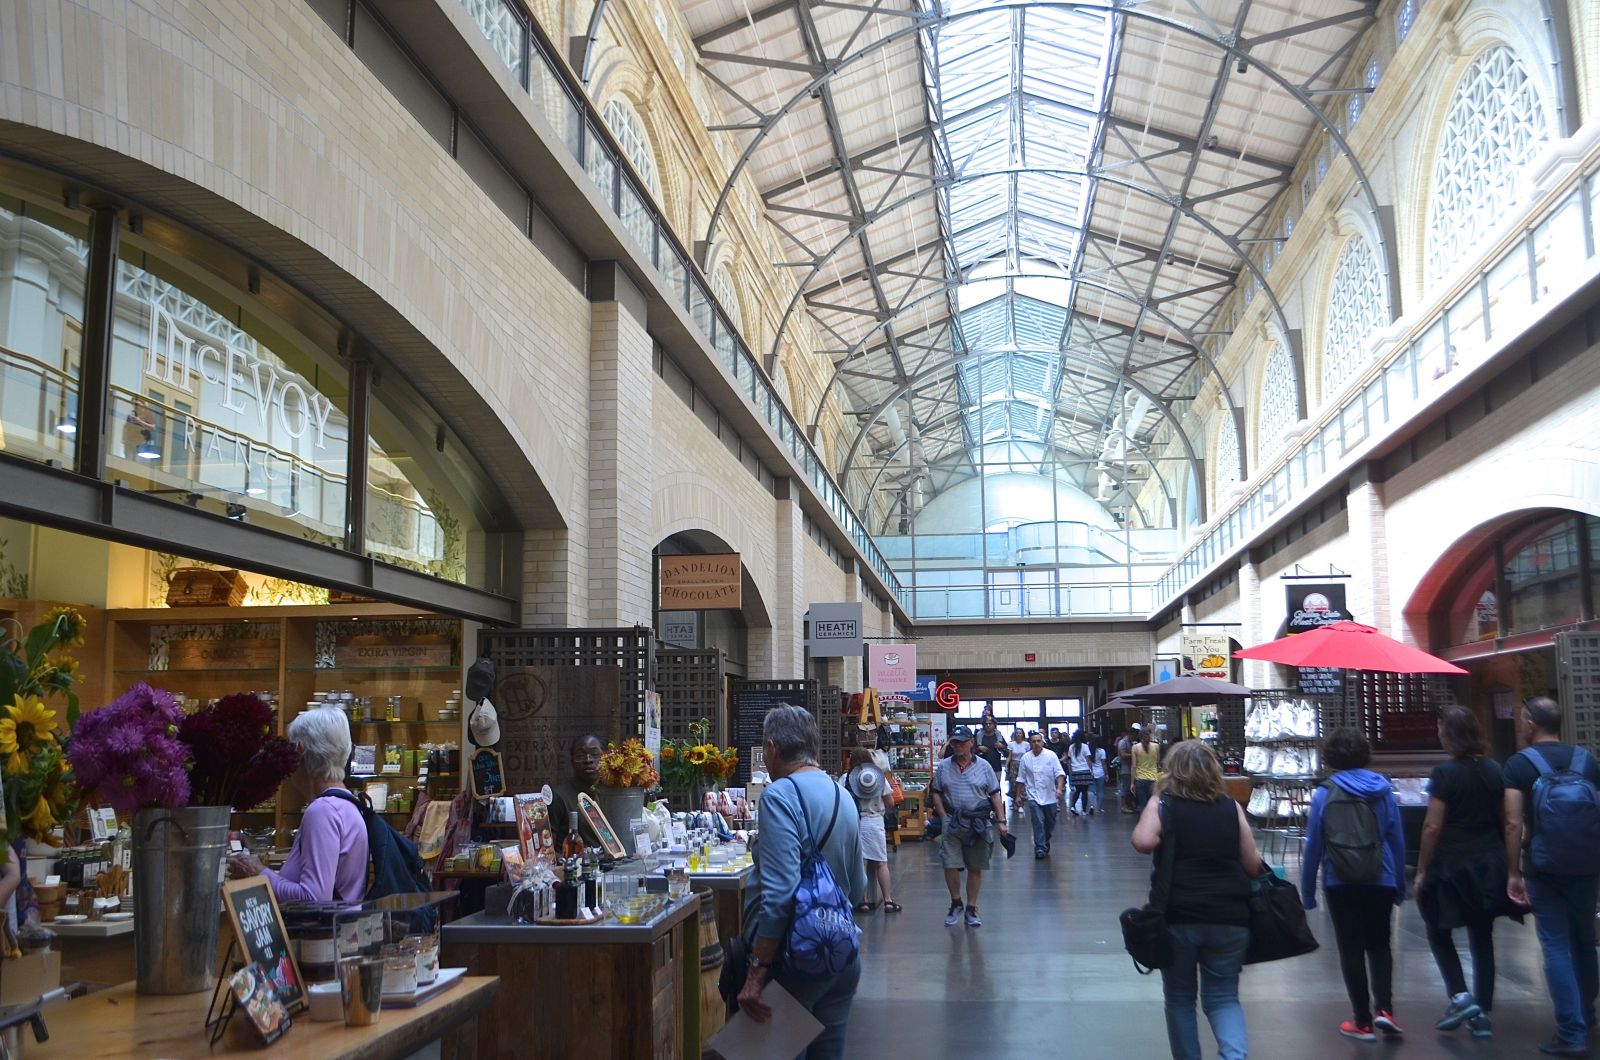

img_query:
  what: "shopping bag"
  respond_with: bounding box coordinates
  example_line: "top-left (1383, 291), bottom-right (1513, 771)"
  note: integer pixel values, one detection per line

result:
top-left (1243, 868), bottom-right (1319, 964)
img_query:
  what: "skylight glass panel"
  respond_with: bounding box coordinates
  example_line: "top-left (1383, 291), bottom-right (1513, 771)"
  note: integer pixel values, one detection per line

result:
top-left (1012, 297), bottom-right (1069, 348)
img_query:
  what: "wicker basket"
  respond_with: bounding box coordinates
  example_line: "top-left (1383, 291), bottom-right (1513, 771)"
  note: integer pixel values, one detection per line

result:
top-left (165, 567), bottom-right (248, 607)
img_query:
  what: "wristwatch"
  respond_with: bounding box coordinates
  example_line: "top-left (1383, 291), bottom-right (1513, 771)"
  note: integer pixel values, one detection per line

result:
top-left (748, 955), bottom-right (771, 972)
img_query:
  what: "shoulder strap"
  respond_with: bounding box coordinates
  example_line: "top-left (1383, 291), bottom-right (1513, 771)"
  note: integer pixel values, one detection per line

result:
top-left (1151, 797), bottom-right (1178, 912)
top-left (1573, 747), bottom-right (1592, 775)
top-left (315, 787), bottom-right (373, 815)
top-left (817, 782), bottom-right (842, 849)
top-left (1524, 746), bottom-right (1554, 778)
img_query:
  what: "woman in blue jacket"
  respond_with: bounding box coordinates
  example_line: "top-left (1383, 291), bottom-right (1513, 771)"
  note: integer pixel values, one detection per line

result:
top-left (1301, 727), bottom-right (1408, 1044)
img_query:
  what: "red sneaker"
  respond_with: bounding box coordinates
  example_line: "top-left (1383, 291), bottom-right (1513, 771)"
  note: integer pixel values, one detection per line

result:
top-left (1374, 1011), bottom-right (1404, 1037)
top-left (1339, 1020), bottom-right (1376, 1042)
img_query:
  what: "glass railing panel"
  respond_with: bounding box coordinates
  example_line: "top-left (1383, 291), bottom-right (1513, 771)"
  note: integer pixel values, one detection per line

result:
top-left (458, 0), bottom-right (526, 84)
top-left (1445, 285), bottom-right (1487, 367)
top-left (617, 180), bottom-right (653, 251)
top-left (1532, 190), bottom-right (1588, 303)
top-left (1485, 241), bottom-right (1533, 339)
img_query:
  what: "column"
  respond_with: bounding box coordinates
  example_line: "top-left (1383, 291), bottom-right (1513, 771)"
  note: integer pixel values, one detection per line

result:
top-left (1238, 558), bottom-right (1269, 690)
top-left (1347, 463), bottom-right (1393, 636)
top-left (842, 559), bottom-right (863, 692)
top-left (770, 479), bottom-right (805, 677)
top-left (586, 263), bottom-right (654, 626)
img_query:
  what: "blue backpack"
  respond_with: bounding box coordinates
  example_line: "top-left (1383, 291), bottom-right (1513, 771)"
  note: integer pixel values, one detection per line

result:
top-left (317, 789), bottom-right (436, 927)
top-left (782, 779), bottom-right (860, 977)
top-left (1524, 746), bottom-right (1600, 876)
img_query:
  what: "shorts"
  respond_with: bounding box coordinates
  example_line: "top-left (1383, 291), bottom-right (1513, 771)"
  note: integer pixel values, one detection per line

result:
top-left (938, 825), bottom-right (993, 872)
top-left (860, 814), bottom-right (888, 862)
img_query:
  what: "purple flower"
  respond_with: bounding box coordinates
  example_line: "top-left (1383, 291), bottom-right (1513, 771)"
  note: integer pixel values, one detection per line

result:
top-left (68, 683), bottom-right (193, 815)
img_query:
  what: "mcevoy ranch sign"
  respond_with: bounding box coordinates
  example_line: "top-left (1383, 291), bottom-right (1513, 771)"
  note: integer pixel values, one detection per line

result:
top-left (143, 302), bottom-right (339, 450)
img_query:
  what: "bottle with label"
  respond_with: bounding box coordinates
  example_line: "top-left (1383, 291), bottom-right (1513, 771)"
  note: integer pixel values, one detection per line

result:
top-left (561, 812), bottom-right (586, 866)
top-left (582, 848), bottom-right (600, 914)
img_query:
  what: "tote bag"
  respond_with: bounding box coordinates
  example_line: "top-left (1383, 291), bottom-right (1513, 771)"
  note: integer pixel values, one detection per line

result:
top-left (1243, 869), bottom-right (1319, 965)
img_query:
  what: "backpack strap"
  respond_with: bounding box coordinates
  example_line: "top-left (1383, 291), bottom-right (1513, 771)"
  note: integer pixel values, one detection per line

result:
top-left (310, 787), bottom-right (372, 903)
top-left (817, 782), bottom-right (842, 850)
top-left (1522, 746), bottom-right (1554, 778)
top-left (1574, 747), bottom-right (1592, 776)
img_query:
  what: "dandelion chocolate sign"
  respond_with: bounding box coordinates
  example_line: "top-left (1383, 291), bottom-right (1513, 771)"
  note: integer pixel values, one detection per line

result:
top-left (659, 554), bottom-right (742, 610)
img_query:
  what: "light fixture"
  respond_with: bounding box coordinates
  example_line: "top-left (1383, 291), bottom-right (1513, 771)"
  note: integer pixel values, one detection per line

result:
top-left (55, 416), bottom-right (77, 435)
top-left (135, 430), bottom-right (160, 460)
top-left (1236, 58), bottom-right (1248, 75)
top-left (225, 503), bottom-right (248, 522)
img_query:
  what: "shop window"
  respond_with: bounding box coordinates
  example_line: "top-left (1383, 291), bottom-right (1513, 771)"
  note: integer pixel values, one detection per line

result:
top-left (1322, 237), bottom-right (1386, 399)
top-left (107, 249), bottom-right (350, 548)
top-left (1503, 520), bottom-right (1586, 635)
top-left (1425, 45), bottom-right (1550, 288)
top-left (366, 367), bottom-right (506, 591)
top-left (0, 200), bottom-right (88, 468)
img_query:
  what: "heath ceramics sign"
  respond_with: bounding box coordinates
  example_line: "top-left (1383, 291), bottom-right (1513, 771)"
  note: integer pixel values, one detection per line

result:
top-left (806, 602), bottom-right (864, 657)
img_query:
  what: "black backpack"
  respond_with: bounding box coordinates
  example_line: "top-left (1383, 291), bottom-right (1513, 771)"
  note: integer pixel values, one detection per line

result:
top-left (316, 789), bottom-right (434, 924)
top-left (1321, 782), bottom-right (1383, 884)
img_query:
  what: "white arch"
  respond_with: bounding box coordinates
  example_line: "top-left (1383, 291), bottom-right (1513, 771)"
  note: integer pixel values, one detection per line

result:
top-left (1320, 234), bottom-right (1389, 405)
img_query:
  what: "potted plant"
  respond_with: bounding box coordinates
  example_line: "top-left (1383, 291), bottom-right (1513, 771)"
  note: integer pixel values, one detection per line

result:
top-left (595, 738), bottom-right (659, 854)
top-left (69, 688), bottom-right (299, 994)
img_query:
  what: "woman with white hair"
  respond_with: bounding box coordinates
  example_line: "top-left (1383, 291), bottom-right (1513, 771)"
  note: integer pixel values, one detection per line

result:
top-left (227, 706), bottom-right (369, 902)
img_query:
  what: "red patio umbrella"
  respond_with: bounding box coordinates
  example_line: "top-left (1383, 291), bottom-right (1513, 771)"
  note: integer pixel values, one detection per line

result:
top-left (1232, 621), bottom-right (1467, 675)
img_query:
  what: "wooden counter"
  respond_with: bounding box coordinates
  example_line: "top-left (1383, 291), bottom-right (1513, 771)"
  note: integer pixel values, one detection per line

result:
top-left (443, 896), bottom-right (699, 1059)
top-left (29, 975), bottom-right (498, 1059)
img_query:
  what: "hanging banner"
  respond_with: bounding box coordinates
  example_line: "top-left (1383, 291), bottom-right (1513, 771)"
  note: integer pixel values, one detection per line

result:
top-left (1285, 582), bottom-right (1350, 696)
top-left (659, 554), bottom-right (741, 610)
top-left (1179, 633), bottom-right (1233, 679)
top-left (806, 602), bottom-right (864, 658)
top-left (867, 644), bottom-right (918, 691)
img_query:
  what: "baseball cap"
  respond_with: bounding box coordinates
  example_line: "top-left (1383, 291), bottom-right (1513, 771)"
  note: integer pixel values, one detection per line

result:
top-left (468, 698), bottom-right (501, 747)
top-left (950, 725), bottom-right (975, 741)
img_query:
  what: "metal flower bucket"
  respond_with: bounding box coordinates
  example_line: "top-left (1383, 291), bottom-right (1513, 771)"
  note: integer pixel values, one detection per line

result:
top-left (131, 805), bottom-right (232, 994)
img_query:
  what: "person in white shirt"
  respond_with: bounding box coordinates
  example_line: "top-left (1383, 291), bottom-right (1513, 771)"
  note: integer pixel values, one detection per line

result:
top-left (1016, 731), bottom-right (1067, 858)
top-left (1090, 737), bottom-right (1109, 814)
top-left (1006, 727), bottom-right (1030, 812)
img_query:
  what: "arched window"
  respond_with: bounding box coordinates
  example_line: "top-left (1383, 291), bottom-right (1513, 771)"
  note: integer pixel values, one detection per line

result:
top-left (1257, 344), bottom-right (1297, 460)
top-left (1212, 416), bottom-right (1240, 509)
top-left (601, 96), bottom-right (660, 248)
top-left (1322, 237), bottom-right (1387, 399)
top-left (1426, 46), bottom-right (1550, 287)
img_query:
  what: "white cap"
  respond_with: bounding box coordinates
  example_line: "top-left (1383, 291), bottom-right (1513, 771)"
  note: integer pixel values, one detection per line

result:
top-left (469, 698), bottom-right (501, 747)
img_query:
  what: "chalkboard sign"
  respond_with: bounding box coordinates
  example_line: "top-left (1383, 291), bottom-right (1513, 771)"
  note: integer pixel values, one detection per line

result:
top-left (731, 685), bottom-right (812, 783)
top-left (222, 876), bottom-right (304, 1012)
top-left (1296, 666), bottom-right (1346, 697)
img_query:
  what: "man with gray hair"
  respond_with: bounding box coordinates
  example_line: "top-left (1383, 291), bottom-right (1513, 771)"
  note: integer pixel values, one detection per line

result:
top-left (1504, 695), bottom-right (1600, 1056)
top-left (931, 724), bottom-right (1008, 927)
top-left (737, 705), bottom-right (866, 1058)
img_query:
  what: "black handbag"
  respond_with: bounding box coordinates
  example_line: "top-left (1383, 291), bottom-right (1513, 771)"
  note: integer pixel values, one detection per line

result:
top-left (1119, 799), bottom-right (1177, 973)
top-left (1243, 868), bottom-right (1319, 964)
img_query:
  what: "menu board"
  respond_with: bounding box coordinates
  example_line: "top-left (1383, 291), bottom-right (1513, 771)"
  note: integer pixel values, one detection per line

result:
top-left (732, 685), bottom-right (812, 784)
top-left (222, 877), bottom-right (303, 1012)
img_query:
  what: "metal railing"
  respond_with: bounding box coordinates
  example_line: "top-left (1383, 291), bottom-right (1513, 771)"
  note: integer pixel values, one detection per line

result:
top-left (1154, 151), bottom-right (1600, 609)
top-left (452, 0), bottom-right (905, 603)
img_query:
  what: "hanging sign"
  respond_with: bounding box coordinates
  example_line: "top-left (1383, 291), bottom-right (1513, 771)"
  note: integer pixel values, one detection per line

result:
top-left (659, 554), bottom-right (742, 610)
top-left (659, 612), bottom-right (699, 648)
top-left (1180, 633), bottom-right (1232, 679)
top-left (933, 680), bottom-right (961, 711)
top-left (1285, 583), bottom-right (1350, 696)
top-left (867, 644), bottom-right (918, 691)
top-left (806, 602), bottom-right (864, 658)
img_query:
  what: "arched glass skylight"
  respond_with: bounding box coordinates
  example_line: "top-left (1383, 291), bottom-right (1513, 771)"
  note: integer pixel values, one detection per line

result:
top-left (1426, 46), bottom-right (1549, 287)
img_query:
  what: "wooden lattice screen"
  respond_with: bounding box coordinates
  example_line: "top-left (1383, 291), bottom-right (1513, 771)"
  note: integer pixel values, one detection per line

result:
top-left (477, 625), bottom-right (654, 735)
top-left (1558, 631), bottom-right (1600, 751)
top-left (656, 647), bottom-right (727, 743)
top-left (1342, 671), bottom-right (1453, 751)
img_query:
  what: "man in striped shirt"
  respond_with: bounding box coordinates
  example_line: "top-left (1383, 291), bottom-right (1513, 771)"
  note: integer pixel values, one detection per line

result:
top-left (931, 725), bottom-right (1008, 927)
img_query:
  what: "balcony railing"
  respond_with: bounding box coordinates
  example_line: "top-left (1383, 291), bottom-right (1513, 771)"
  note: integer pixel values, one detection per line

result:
top-left (454, 0), bottom-right (904, 603)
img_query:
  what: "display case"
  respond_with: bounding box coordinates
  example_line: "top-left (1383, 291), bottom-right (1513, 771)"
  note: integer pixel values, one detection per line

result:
top-left (104, 603), bottom-right (470, 843)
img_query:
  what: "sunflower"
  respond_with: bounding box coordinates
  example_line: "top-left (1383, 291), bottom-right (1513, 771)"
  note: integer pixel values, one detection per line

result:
top-left (46, 654), bottom-right (81, 688)
top-left (41, 606), bottom-right (86, 648)
top-left (687, 745), bottom-right (709, 766)
top-left (0, 695), bottom-right (57, 775)
top-left (660, 745), bottom-right (676, 762)
top-left (22, 794), bottom-right (57, 834)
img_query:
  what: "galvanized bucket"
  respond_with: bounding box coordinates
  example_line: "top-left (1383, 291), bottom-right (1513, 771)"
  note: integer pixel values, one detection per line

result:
top-left (131, 805), bottom-right (231, 994)
top-left (593, 787), bottom-right (647, 855)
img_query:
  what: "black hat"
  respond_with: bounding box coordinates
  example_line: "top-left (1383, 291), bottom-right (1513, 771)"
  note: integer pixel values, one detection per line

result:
top-left (465, 656), bottom-right (497, 704)
top-left (950, 725), bottom-right (975, 741)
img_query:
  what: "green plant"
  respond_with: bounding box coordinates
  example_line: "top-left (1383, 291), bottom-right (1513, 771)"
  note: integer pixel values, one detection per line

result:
top-left (0, 608), bottom-right (84, 855)
top-left (0, 537), bottom-right (29, 599)
top-left (427, 489), bottom-right (467, 584)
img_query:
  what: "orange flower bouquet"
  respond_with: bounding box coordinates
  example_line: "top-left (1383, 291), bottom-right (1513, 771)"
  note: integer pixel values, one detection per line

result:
top-left (597, 738), bottom-right (659, 790)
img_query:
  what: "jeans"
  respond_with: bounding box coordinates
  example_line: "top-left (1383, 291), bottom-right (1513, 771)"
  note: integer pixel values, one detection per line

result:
top-left (1135, 779), bottom-right (1155, 810)
top-left (1161, 922), bottom-right (1249, 1060)
top-left (1091, 775), bottom-right (1105, 813)
top-left (774, 959), bottom-right (861, 1059)
top-left (1119, 769), bottom-right (1132, 805)
top-left (1069, 777), bottom-right (1092, 814)
top-left (1422, 908), bottom-right (1496, 1010)
top-left (1027, 800), bottom-right (1058, 853)
top-left (1325, 885), bottom-right (1396, 1026)
top-left (1526, 872), bottom-right (1600, 1044)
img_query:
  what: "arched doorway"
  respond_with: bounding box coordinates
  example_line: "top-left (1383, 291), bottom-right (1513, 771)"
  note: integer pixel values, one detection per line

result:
top-left (1406, 508), bottom-right (1600, 757)
top-left (653, 529), bottom-right (771, 678)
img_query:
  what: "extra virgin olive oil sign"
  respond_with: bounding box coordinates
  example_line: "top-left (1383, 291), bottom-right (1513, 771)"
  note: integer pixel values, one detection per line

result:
top-left (222, 877), bottom-right (304, 1011)
top-left (332, 628), bottom-right (456, 669)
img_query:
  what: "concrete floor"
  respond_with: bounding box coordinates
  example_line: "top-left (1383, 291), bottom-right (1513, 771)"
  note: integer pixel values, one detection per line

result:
top-left (844, 805), bottom-right (1567, 1058)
